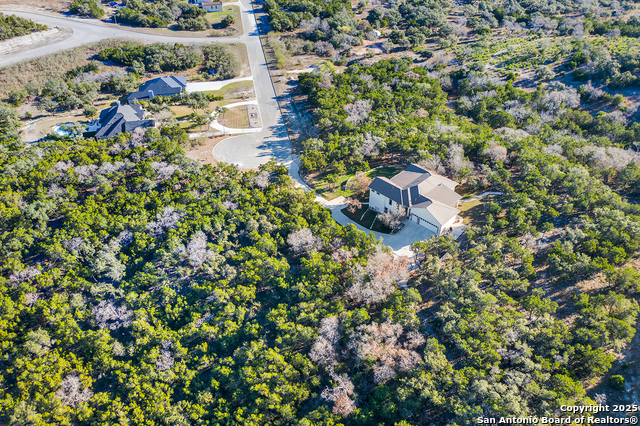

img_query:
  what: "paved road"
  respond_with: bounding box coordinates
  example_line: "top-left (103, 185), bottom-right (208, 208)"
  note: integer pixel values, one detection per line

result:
top-left (0, 1), bottom-right (291, 168)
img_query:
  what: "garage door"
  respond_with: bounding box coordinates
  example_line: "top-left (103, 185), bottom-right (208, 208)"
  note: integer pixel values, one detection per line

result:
top-left (413, 214), bottom-right (438, 232)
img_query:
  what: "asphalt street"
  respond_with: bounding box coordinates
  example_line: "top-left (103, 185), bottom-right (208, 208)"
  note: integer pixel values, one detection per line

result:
top-left (0, 0), bottom-right (292, 168)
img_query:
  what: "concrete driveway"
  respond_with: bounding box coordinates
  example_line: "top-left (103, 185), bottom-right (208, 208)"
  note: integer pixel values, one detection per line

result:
top-left (331, 205), bottom-right (436, 257)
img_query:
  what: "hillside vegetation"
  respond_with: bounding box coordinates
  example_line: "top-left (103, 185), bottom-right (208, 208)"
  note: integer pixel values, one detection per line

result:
top-left (1, 0), bottom-right (640, 422)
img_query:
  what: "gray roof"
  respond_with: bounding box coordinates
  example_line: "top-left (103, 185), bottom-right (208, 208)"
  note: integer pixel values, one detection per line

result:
top-left (128, 76), bottom-right (187, 101)
top-left (387, 163), bottom-right (433, 189)
top-left (370, 164), bottom-right (461, 209)
top-left (98, 103), bottom-right (144, 124)
top-left (95, 103), bottom-right (154, 139)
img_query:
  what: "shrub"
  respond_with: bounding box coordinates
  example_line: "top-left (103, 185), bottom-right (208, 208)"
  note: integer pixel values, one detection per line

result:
top-left (69, 0), bottom-right (105, 19)
top-left (8, 89), bottom-right (28, 106)
top-left (0, 13), bottom-right (47, 41)
top-left (222, 14), bottom-right (235, 27)
top-left (177, 17), bottom-right (210, 31)
top-left (610, 375), bottom-right (625, 389)
top-left (612, 94), bottom-right (624, 107)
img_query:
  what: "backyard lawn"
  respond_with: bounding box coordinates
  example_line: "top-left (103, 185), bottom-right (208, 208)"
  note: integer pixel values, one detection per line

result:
top-left (458, 196), bottom-right (494, 228)
top-left (311, 165), bottom-right (403, 200)
top-left (366, 166), bottom-right (402, 179)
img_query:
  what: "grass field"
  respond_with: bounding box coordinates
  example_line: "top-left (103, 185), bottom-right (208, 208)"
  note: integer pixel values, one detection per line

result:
top-left (206, 6), bottom-right (242, 36)
top-left (203, 80), bottom-right (255, 99)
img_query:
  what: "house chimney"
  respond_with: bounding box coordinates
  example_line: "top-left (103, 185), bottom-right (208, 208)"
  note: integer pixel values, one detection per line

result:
top-left (148, 90), bottom-right (154, 100)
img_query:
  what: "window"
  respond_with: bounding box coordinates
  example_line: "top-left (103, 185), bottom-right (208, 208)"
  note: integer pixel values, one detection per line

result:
top-left (389, 199), bottom-right (392, 205)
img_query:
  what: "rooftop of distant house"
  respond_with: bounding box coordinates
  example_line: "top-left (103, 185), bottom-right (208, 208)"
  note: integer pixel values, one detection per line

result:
top-left (127, 76), bottom-right (187, 102)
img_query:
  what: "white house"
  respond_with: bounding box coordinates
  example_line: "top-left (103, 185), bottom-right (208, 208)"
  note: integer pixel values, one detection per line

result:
top-left (369, 164), bottom-right (462, 235)
top-left (201, 1), bottom-right (223, 12)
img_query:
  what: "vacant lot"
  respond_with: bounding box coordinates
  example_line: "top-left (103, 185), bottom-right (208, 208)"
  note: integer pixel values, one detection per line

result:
top-left (206, 6), bottom-right (242, 36)
top-left (0, 0), bottom-right (68, 13)
top-left (185, 135), bottom-right (228, 165)
top-left (217, 105), bottom-right (249, 128)
top-left (0, 39), bottom-right (135, 97)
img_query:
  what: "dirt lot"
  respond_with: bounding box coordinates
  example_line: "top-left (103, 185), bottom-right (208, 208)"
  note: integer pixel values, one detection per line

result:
top-left (219, 105), bottom-right (250, 128)
top-left (185, 135), bottom-right (228, 165)
top-left (0, 0), bottom-right (69, 13)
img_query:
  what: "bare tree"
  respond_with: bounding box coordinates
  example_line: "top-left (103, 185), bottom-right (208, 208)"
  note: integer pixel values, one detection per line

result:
top-left (346, 248), bottom-right (409, 304)
top-left (447, 143), bottom-right (473, 177)
top-left (9, 267), bottom-right (41, 287)
top-left (576, 146), bottom-right (640, 171)
top-left (187, 231), bottom-right (211, 268)
top-left (345, 172), bottom-right (372, 198)
top-left (309, 316), bottom-right (340, 366)
top-left (314, 41), bottom-right (337, 58)
top-left (419, 154), bottom-right (446, 174)
top-left (346, 198), bottom-right (362, 214)
top-left (377, 205), bottom-right (406, 230)
top-left (580, 80), bottom-right (606, 101)
top-left (254, 171), bottom-right (271, 189)
top-left (529, 14), bottom-right (558, 32)
top-left (147, 207), bottom-right (186, 238)
top-left (221, 200), bottom-right (239, 210)
top-left (332, 247), bottom-right (356, 263)
top-left (156, 340), bottom-right (175, 371)
top-left (348, 321), bottom-right (422, 383)
top-left (56, 374), bottom-right (94, 407)
top-left (344, 100), bottom-right (373, 126)
top-left (503, 100), bottom-right (530, 123)
top-left (287, 228), bottom-right (323, 255)
top-left (358, 133), bottom-right (382, 157)
top-left (92, 300), bottom-right (133, 330)
top-left (373, 363), bottom-right (397, 384)
top-left (320, 371), bottom-right (356, 417)
top-left (484, 142), bottom-right (508, 162)
top-left (151, 161), bottom-right (181, 182)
